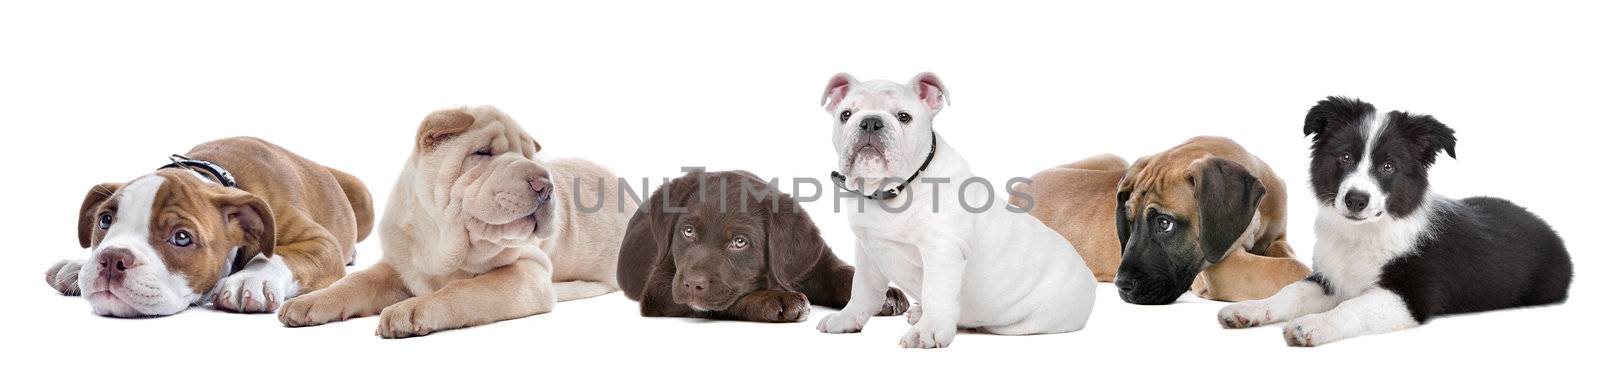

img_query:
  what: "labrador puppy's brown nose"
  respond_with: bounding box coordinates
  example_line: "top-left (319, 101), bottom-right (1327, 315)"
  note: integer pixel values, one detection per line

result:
top-left (528, 176), bottom-right (553, 203)
top-left (96, 247), bottom-right (139, 282)
top-left (681, 275), bottom-right (709, 294)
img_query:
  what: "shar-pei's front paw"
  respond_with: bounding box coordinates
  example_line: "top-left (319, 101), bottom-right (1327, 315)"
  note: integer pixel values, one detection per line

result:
top-left (46, 260), bottom-right (84, 296)
top-left (899, 322), bottom-right (956, 349)
top-left (279, 289), bottom-right (359, 327)
top-left (376, 297), bottom-right (449, 339)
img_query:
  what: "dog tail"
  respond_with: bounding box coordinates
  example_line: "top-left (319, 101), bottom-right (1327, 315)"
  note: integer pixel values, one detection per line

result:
top-left (554, 281), bottom-right (617, 302)
top-left (326, 166), bottom-right (376, 243)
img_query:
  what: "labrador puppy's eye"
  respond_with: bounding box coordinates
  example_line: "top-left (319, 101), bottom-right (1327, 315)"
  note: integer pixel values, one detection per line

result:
top-left (169, 230), bottom-right (193, 247)
top-left (839, 110), bottom-right (852, 123)
top-left (1381, 161), bottom-right (1395, 174)
top-left (1339, 152), bottom-right (1353, 164)
top-left (1155, 216), bottom-right (1174, 233)
top-left (896, 111), bottom-right (912, 124)
top-left (681, 225), bottom-right (696, 239)
top-left (730, 236), bottom-right (749, 250)
top-left (98, 212), bottom-right (113, 230)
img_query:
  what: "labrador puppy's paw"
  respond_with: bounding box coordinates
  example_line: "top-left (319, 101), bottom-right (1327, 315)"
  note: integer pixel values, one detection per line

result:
top-left (906, 303), bottom-right (923, 325)
top-left (745, 291), bottom-right (810, 323)
top-left (1282, 316), bottom-right (1334, 347)
top-left (1217, 300), bottom-right (1274, 329)
top-left (376, 297), bottom-right (447, 339)
top-left (212, 270), bottom-right (288, 313)
top-left (878, 288), bottom-right (910, 316)
top-left (46, 260), bottom-right (84, 296)
top-left (817, 312), bottom-right (868, 334)
top-left (898, 323), bottom-right (956, 349)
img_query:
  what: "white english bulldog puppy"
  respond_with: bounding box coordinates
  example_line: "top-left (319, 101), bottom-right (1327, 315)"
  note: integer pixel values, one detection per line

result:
top-left (814, 73), bottom-right (1096, 348)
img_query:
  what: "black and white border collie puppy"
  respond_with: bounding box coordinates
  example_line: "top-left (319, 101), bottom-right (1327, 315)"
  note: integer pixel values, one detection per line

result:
top-left (1217, 96), bottom-right (1572, 346)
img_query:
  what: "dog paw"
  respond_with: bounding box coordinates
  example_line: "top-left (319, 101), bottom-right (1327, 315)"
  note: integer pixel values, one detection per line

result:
top-left (817, 312), bottom-right (868, 334)
top-left (749, 291), bottom-right (810, 323)
top-left (279, 289), bottom-right (352, 327)
top-left (906, 303), bottom-right (923, 325)
top-left (1217, 300), bottom-right (1274, 329)
top-left (212, 270), bottom-right (288, 313)
top-left (878, 288), bottom-right (910, 316)
top-left (46, 260), bottom-right (84, 296)
top-left (376, 297), bottom-right (445, 339)
top-left (1282, 317), bottom-right (1333, 347)
top-left (898, 323), bottom-right (956, 349)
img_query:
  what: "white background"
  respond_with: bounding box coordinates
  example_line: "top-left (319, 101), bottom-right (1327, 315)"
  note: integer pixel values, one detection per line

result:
top-left (3, 1), bottom-right (1595, 379)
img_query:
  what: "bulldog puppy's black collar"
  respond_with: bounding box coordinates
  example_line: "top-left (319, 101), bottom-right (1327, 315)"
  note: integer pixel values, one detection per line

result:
top-left (831, 132), bottom-right (937, 200)
top-left (160, 154), bottom-right (239, 188)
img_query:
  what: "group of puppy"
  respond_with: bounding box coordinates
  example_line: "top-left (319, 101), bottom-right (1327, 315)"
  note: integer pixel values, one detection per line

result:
top-left (47, 73), bottom-right (1572, 348)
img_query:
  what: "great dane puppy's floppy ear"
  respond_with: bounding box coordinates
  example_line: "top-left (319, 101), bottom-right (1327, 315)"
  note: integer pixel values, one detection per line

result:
top-left (909, 72), bottom-right (950, 114)
top-left (820, 73), bottom-right (857, 113)
top-left (1189, 157), bottom-right (1265, 264)
top-left (77, 182), bottom-right (123, 248)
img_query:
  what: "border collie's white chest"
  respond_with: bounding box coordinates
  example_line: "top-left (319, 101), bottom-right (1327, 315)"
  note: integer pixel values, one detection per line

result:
top-left (1311, 203), bottom-right (1436, 297)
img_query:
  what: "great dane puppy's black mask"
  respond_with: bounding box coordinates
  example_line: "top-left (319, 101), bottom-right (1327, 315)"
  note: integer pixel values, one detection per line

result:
top-left (1114, 157), bottom-right (1265, 305)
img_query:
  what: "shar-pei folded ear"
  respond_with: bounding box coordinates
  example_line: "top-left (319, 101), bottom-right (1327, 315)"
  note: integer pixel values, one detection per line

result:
top-left (1189, 157), bottom-right (1266, 264)
top-left (617, 170), bottom-right (702, 300)
top-left (758, 182), bottom-right (827, 292)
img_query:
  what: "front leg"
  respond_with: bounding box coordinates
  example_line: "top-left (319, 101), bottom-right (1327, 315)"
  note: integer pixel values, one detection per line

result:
top-left (817, 242), bottom-right (891, 334)
top-left (1282, 288), bottom-right (1419, 347)
top-left (900, 238), bottom-right (964, 349)
top-left (375, 256), bottom-right (555, 338)
top-left (226, 220), bottom-right (349, 313)
top-left (279, 261), bottom-right (411, 327)
top-left (799, 261), bottom-right (909, 316)
top-left (717, 290), bottom-right (812, 323)
top-left (1218, 274), bottom-right (1340, 329)
top-left (212, 255), bottom-right (300, 313)
top-left (1196, 241), bottom-right (1311, 302)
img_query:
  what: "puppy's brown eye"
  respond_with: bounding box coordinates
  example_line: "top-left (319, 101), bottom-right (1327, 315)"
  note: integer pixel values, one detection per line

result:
top-left (169, 230), bottom-right (193, 247)
top-left (839, 110), bottom-right (852, 123)
top-left (681, 226), bottom-right (695, 238)
top-left (1155, 216), bottom-right (1174, 233)
top-left (98, 212), bottom-right (113, 230)
top-left (896, 112), bottom-right (912, 123)
top-left (1339, 152), bottom-right (1353, 164)
top-left (1381, 162), bottom-right (1395, 174)
top-left (730, 236), bottom-right (749, 250)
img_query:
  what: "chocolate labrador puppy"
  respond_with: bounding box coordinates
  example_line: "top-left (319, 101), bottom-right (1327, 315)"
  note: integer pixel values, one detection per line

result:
top-left (618, 170), bottom-right (909, 322)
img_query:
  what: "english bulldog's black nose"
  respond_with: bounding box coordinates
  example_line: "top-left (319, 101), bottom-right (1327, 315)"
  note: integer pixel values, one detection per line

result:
top-left (1344, 191), bottom-right (1370, 212)
top-left (859, 116), bottom-right (884, 132)
top-left (96, 247), bottom-right (138, 281)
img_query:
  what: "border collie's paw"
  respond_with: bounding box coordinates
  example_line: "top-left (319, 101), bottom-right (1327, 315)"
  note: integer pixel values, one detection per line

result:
top-left (817, 312), bottom-right (867, 334)
top-left (46, 260), bottom-right (84, 296)
top-left (898, 323), bottom-right (955, 349)
top-left (1283, 317), bottom-right (1332, 347)
top-left (1218, 300), bottom-right (1273, 329)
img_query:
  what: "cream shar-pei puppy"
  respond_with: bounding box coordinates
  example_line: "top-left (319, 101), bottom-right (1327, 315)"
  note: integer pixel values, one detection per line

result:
top-left (279, 105), bottom-right (635, 338)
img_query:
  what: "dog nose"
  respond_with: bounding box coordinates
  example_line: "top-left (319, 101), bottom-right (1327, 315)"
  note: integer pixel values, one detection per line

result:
top-left (859, 116), bottom-right (884, 132)
top-left (528, 177), bottom-right (553, 203)
top-left (96, 247), bottom-right (139, 281)
top-left (1114, 276), bottom-right (1138, 294)
top-left (681, 275), bottom-right (708, 293)
top-left (1344, 190), bottom-right (1370, 212)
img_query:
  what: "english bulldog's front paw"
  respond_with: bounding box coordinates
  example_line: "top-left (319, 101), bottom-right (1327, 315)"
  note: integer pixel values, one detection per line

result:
top-left (1218, 300), bottom-right (1274, 329)
top-left (878, 288), bottom-right (910, 316)
top-left (898, 323), bottom-right (956, 349)
top-left (212, 271), bottom-right (288, 313)
top-left (1283, 316), bottom-right (1334, 347)
top-left (376, 297), bottom-right (446, 339)
top-left (817, 312), bottom-right (868, 334)
top-left (46, 260), bottom-right (84, 296)
top-left (906, 303), bottom-right (923, 325)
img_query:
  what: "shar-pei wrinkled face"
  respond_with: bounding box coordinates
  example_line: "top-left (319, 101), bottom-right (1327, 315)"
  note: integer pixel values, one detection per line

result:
top-left (408, 106), bottom-right (557, 246)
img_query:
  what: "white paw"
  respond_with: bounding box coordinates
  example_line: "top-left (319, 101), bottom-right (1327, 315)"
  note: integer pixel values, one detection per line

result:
top-left (212, 270), bottom-right (290, 313)
top-left (1283, 316), bottom-right (1335, 347)
top-left (1218, 300), bottom-right (1274, 329)
top-left (816, 312), bottom-right (867, 334)
top-left (906, 303), bottom-right (923, 325)
top-left (46, 260), bottom-right (84, 296)
top-left (898, 323), bottom-right (955, 349)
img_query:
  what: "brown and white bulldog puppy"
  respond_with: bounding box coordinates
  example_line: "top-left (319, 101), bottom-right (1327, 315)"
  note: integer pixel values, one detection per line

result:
top-left (1015, 136), bottom-right (1310, 304)
top-left (46, 137), bottom-right (374, 317)
top-left (278, 105), bottom-right (635, 338)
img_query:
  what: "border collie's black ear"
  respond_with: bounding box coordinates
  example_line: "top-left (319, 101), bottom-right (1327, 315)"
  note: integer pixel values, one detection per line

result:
top-left (1190, 158), bottom-right (1266, 264)
top-left (1304, 96), bottom-right (1373, 137)
top-left (1403, 113), bottom-right (1457, 162)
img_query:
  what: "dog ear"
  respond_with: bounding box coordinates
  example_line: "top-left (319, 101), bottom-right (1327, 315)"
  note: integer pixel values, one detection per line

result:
top-left (77, 182), bottom-right (123, 248)
top-left (415, 108), bottom-right (476, 152)
top-left (763, 191), bottom-right (826, 291)
top-left (821, 73), bottom-right (857, 112)
top-left (212, 189), bottom-right (276, 258)
top-left (1398, 113), bottom-right (1458, 163)
top-left (910, 72), bottom-right (950, 114)
top-left (646, 171), bottom-right (703, 256)
top-left (1304, 96), bottom-right (1373, 138)
top-left (1190, 158), bottom-right (1265, 264)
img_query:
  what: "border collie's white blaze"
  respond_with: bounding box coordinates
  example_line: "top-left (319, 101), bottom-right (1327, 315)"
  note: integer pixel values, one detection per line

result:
top-left (1218, 96), bottom-right (1572, 346)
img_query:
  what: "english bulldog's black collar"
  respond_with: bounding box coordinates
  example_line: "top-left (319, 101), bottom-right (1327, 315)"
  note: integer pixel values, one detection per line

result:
top-left (831, 132), bottom-right (937, 200)
top-left (160, 154), bottom-right (239, 188)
